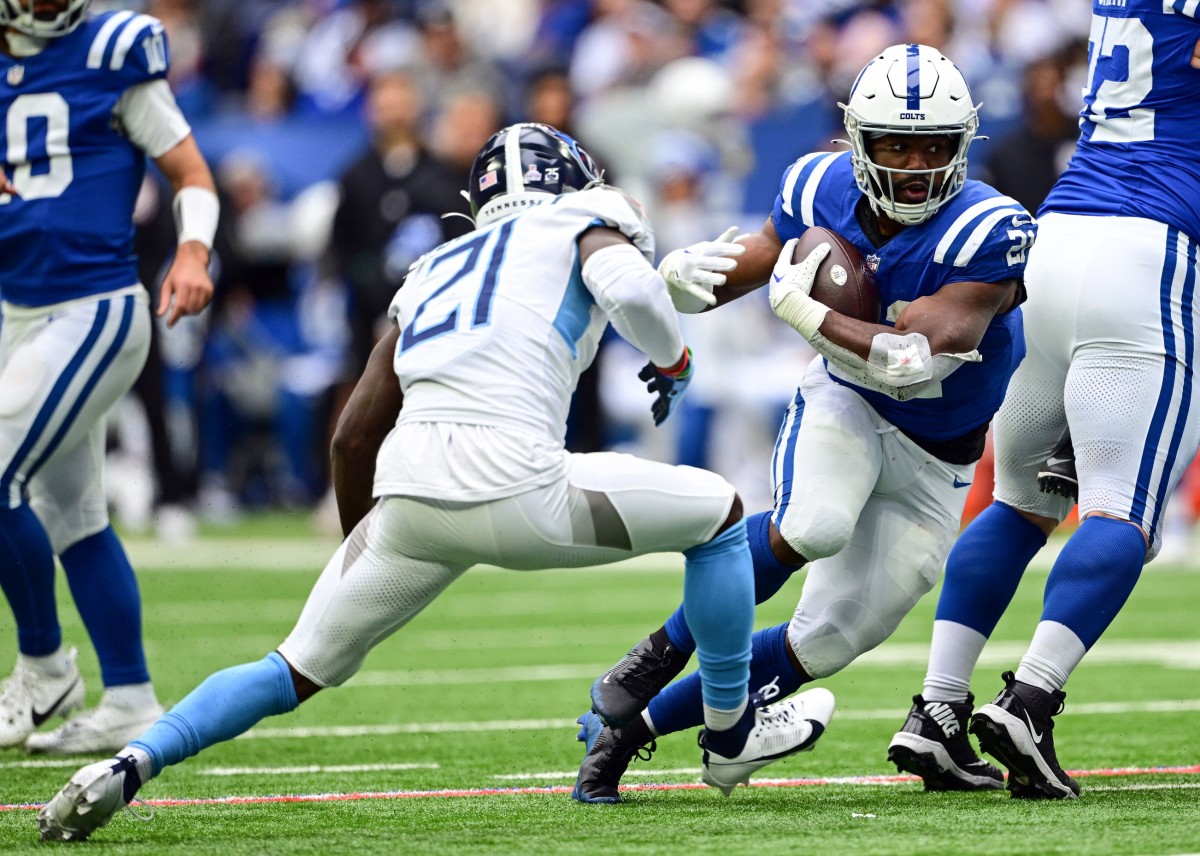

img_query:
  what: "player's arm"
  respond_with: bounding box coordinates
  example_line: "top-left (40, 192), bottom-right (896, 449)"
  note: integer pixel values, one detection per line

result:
top-left (331, 325), bottom-right (404, 537)
top-left (657, 217), bottom-right (783, 312)
top-left (771, 238), bottom-right (1020, 398)
top-left (578, 227), bottom-right (693, 425)
top-left (115, 79), bottom-right (218, 326)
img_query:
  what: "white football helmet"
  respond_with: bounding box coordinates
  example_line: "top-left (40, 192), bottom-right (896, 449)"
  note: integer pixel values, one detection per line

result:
top-left (2, 0), bottom-right (92, 37)
top-left (839, 44), bottom-right (979, 226)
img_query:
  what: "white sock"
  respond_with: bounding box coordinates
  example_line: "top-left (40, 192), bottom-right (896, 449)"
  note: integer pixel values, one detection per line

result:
top-left (102, 682), bottom-right (159, 710)
top-left (1015, 620), bottom-right (1086, 693)
top-left (640, 709), bottom-right (660, 737)
top-left (703, 699), bottom-right (748, 732)
top-left (120, 744), bottom-right (155, 785)
top-left (21, 647), bottom-right (70, 678)
top-left (922, 620), bottom-right (988, 702)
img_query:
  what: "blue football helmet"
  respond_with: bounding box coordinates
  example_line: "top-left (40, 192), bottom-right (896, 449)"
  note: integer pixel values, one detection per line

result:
top-left (2, 0), bottom-right (92, 37)
top-left (468, 123), bottom-right (603, 227)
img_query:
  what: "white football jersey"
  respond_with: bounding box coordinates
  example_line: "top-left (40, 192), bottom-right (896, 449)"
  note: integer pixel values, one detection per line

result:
top-left (374, 186), bottom-right (656, 501)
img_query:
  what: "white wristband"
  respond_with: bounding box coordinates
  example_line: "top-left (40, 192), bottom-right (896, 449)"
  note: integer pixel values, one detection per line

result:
top-left (173, 186), bottom-right (220, 249)
top-left (772, 290), bottom-right (830, 340)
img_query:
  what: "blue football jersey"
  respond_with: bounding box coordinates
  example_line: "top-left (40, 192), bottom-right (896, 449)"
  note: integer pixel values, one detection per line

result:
top-left (0, 12), bottom-right (170, 306)
top-left (1042, 0), bottom-right (1200, 242)
top-left (771, 151), bottom-right (1033, 442)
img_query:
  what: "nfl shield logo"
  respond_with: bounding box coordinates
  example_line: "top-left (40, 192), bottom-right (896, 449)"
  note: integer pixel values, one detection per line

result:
top-left (7, 65), bottom-right (24, 87)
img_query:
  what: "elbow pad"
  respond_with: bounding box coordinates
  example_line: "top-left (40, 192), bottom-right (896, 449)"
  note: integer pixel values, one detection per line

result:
top-left (814, 330), bottom-right (981, 401)
top-left (582, 242), bottom-right (685, 368)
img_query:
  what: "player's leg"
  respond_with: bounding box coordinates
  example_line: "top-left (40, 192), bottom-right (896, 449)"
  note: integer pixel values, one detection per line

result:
top-left (589, 358), bottom-right (877, 727)
top-left (0, 294), bottom-right (146, 747)
top-left (39, 503), bottom-right (470, 841)
top-left (972, 216), bottom-right (1200, 799)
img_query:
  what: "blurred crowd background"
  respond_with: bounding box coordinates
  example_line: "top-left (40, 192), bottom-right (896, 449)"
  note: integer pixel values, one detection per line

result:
top-left (105, 0), bottom-right (1114, 544)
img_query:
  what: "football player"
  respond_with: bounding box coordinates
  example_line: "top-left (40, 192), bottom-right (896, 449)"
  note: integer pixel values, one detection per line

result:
top-left (0, 0), bottom-right (216, 754)
top-left (890, 1), bottom-right (1200, 799)
top-left (36, 123), bottom-right (836, 842)
top-left (573, 43), bottom-right (1035, 802)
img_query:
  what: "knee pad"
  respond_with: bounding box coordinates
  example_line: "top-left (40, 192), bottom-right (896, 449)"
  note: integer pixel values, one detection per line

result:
top-left (787, 596), bottom-right (889, 678)
top-left (776, 504), bottom-right (855, 561)
top-left (29, 492), bottom-right (108, 555)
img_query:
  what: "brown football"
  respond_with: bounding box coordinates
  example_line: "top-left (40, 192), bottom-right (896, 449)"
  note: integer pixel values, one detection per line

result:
top-left (791, 226), bottom-right (880, 323)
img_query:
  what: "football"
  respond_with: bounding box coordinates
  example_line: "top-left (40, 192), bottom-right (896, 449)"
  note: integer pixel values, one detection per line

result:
top-left (791, 226), bottom-right (880, 323)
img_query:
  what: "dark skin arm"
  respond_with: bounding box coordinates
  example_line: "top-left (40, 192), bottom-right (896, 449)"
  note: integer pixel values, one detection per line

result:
top-left (712, 216), bottom-right (784, 307)
top-left (330, 325), bottom-right (404, 537)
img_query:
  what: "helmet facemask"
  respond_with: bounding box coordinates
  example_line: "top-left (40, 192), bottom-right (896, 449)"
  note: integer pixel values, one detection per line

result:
top-left (3, 0), bottom-right (92, 38)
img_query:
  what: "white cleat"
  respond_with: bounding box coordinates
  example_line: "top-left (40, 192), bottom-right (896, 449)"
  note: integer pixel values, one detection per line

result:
top-left (700, 687), bottom-right (836, 796)
top-left (26, 700), bottom-right (164, 755)
top-left (0, 648), bottom-right (85, 747)
top-left (37, 755), bottom-right (143, 842)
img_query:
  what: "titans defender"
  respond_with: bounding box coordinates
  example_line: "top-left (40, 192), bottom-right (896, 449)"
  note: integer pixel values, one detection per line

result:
top-left (890, 1), bottom-right (1200, 799)
top-left (0, 0), bottom-right (216, 755)
top-left (574, 44), bottom-right (1035, 803)
top-left (37, 124), bottom-right (835, 842)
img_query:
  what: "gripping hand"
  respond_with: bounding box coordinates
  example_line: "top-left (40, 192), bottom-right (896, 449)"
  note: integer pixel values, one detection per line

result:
top-left (768, 238), bottom-right (831, 340)
top-left (658, 227), bottom-right (745, 313)
top-left (638, 348), bottom-right (693, 426)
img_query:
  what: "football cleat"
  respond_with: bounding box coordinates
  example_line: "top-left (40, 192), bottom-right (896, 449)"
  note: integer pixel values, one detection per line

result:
top-left (37, 754), bottom-right (145, 842)
top-left (571, 710), bottom-right (656, 804)
top-left (25, 699), bottom-right (164, 755)
top-left (590, 628), bottom-right (691, 729)
top-left (700, 687), bottom-right (835, 796)
top-left (1037, 438), bottom-right (1078, 501)
top-left (970, 671), bottom-right (1080, 800)
top-left (887, 693), bottom-right (1004, 790)
top-left (0, 648), bottom-right (85, 748)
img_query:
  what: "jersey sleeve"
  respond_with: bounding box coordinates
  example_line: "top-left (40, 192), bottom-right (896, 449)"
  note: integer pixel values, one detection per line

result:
top-left (934, 200), bottom-right (1038, 285)
top-left (770, 151), bottom-right (847, 241)
top-left (564, 187), bottom-right (656, 262)
top-left (86, 13), bottom-right (170, 86)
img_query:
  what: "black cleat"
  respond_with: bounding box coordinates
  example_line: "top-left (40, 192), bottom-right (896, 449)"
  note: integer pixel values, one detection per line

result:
top-left (590, 627), bottom-right (691, 729)
top-left (970, 671), bottom-right (1080, 800)
top-left (571, 710), bottom-right (656, 804)
top-left (1037, 439), bottom-right (1078, 502)
top-left (887, 693), bottom-right (1004, 791)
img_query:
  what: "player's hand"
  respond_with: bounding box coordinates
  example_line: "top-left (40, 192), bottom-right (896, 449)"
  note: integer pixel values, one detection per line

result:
top-left (658, 226), bottom-right (745, 312)
top-left (158, 241), bottom-right (215, 327)
top-left (638, 347), bottom-right (693, 426)
top-left (769, 238), bottom-right (831, 340)
top-left (0, 173), bottom-right (20, 198)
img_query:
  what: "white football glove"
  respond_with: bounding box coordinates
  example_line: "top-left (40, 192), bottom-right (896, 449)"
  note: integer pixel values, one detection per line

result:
top-left (657, 226), bottom-right (745, 313)
top-left (768, 238), bottom-right (832, 341)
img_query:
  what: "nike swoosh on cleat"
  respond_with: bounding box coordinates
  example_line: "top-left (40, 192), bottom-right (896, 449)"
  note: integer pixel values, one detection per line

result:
top-left (1024, 711), bottom-right (1043, 744)
top-left (771, 273), bottom-right (783, 283)
top-left (952, 477), bottom-right (972, 489)
top-left (30, 678), bottom-right (80, 727)
top-left (1046, 457), bottom-right (1071, 467)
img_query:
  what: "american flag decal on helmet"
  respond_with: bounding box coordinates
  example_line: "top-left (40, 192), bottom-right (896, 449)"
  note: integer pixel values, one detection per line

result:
top-left (478, 171), bottom-right (498, 190)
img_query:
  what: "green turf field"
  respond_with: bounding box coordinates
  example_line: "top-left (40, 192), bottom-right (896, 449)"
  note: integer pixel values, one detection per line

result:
top-left (1, 518), bottom-right (1198, 853)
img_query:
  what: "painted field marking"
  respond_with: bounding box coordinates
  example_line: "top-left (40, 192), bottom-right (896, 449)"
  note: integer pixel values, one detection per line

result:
top-left (3, 764), bottom-right (1198, 811)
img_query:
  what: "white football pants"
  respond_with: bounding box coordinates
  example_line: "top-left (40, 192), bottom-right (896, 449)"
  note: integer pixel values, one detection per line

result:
top-left (994, 213), bottom-right (1200, 560)
top-left (279, 451), bottom-right (735, 687)
top-left (0, 287), bottom-right (150, 552)
top-left (773, 358), bottom-right (974, 678)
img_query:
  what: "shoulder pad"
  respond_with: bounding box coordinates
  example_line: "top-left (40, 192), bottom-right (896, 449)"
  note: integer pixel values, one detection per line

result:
top-left (83, 12), bottom-right (169, 82)
top-left (559, 186), bottom-right (656, 262)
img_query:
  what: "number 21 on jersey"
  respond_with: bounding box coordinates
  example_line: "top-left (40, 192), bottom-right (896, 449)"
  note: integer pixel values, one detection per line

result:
top-left (397, 219), bottom-right (515, 354)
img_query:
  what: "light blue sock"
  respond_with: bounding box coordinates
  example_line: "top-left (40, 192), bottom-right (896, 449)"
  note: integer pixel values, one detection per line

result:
top-left (131, 652), bottom-right (299, 777)
top-left (664, 510), bottom-right (799, 653)
top-left (1042, 517), bottom-right (1146, 648)
top-left (647, 623), bottom-right (804, 735)
top-left (681, 521), bottom-right (753, 715)
top-left (935, 502), bottom-right (1047, 635)
top-left (60, 526), bottom-right (148, 686)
